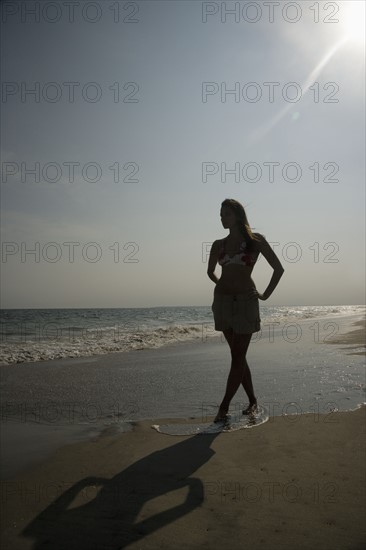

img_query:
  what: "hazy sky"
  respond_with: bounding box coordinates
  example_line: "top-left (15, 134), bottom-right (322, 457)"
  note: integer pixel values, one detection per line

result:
top-left (1, 0), bottom-right (365, 308)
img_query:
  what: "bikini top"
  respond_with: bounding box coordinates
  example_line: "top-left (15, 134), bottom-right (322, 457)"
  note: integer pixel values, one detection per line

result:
top-left (218, 237), bottom-right (260, 267)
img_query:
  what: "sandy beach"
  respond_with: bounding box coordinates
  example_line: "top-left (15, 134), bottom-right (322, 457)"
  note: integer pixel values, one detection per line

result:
top-left (1, 406), bottom-right (365, 549)
top-left (321, 317), bottom-right (366, 355)
top-left (1, 314), bottom-right (365, 549)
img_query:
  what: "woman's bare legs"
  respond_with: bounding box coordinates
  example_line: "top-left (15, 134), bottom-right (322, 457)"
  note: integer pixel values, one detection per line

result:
top-left (214, 328), bottom-right (256, 421)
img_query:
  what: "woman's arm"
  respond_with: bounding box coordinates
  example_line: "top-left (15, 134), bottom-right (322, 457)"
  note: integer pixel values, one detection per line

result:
top-left (207, 240), bottom-right (220, 284)
top-left (256, 236), bottom-right (285, 300)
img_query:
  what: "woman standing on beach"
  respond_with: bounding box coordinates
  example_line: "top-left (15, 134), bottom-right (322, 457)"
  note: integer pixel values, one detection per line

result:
top-left (207, 198), bottom-right (284, 423)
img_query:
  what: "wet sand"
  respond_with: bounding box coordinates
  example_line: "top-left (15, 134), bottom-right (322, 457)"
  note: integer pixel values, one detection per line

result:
top-left (322, 317), bottom-right (365, 355)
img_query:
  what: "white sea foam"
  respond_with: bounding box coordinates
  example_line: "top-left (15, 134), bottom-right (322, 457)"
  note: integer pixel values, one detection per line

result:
top-left (0, 305), bottom-right (364, 366)
top-left (0, 324), bottom-right (205, 365)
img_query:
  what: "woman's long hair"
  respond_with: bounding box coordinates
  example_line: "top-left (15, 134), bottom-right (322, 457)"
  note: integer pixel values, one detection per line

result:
top-left (221, 198), bottom-right (263, 252)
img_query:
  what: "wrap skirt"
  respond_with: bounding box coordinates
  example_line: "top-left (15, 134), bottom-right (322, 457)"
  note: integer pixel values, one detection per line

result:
top-left (211, 292), bottom-right (261, 334)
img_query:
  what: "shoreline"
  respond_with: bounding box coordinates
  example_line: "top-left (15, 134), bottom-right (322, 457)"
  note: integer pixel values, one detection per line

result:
top-left (1, 406), bottom-right (365, 549)
top-left (320, 316), bottom-right (365, 355)
top-left (1, 313), bottom-right (365, 481)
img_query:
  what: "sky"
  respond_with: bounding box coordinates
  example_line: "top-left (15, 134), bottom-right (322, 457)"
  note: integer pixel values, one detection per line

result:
top-left (1, 0), bottom-right (365, 308)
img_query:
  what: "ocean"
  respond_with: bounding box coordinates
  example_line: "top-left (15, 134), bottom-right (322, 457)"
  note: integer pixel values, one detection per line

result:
top-left (0, 304), bottom-right (365, 366)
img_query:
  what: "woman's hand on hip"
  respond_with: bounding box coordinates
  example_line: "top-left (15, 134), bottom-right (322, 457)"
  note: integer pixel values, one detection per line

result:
top-left (251, 289), bottom-right (266, 300)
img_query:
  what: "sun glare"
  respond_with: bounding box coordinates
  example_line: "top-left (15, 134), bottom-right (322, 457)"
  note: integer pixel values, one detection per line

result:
top-left (342, 0), bottom-right (366, 45)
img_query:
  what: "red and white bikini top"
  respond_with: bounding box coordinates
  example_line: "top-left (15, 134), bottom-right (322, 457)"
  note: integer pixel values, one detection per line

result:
top-left (218, 237), bottom-right (260, 267)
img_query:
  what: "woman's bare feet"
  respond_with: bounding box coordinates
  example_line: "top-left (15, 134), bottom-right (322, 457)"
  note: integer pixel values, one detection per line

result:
top-left (214, 407), bottom-right (229, 423)
top-left (242, 402), bottom-right (258, 415)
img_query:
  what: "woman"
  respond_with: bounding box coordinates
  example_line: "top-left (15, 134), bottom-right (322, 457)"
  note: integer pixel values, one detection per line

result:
top-left (207, 198), bottom-right (284, 423)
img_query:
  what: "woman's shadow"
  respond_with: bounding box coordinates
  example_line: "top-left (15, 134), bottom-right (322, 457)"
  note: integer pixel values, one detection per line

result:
top-left (22, 430), bottom-right (220, 549)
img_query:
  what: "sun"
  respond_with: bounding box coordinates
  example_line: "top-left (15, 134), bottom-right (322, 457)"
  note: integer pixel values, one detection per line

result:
top-left (342, 0), bottom-right (366, 45)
